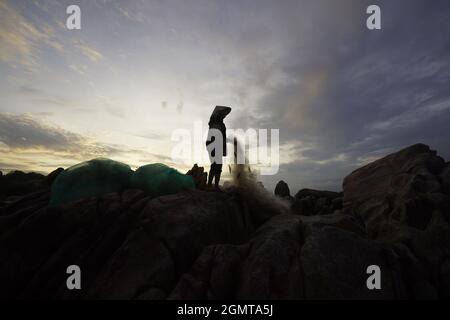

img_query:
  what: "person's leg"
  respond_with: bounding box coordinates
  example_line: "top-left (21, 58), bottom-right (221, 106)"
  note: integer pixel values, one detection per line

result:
top-left (208, 162), bottom-right (219, 188)
top-left (214, 172), bottom-right (221, 188)
top-left (207, 167), bottom-right (214, 187)
top-left (214, 164), bottom-right (222, 188)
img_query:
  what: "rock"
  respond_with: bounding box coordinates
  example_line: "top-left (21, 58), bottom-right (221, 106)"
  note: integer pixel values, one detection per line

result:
top-left (292, 196), bottom-right (315, 216)
top-left (314, 197), bottom-right (332, 215)
top-left (292, 189), bottom-right (341, 216)
top-left (300, 220), bottom-right (402, 299)
top-left (169, 244), bottom-right (250, 299)
top-left (332, 197), bottom-right (343, 210)
top-left (440, 259), bottom-right (450, 299)
top-left (343, 143), bottom-right (449, 238)
top-left (440, 163), bottom-right (450, 195)
top-left (295, 189), bottom-right (341, 200)
top-left (1, 143), bottom-right (449, 299)
top-left (274, 180), bottom-right (291, 198)
top-left (342, 144), bottom-right (450, 298)
top-left (186, 164), bottom-right (207, 190)
top-left (0, 189), bottom-right (260, 299)
top-left (0, 170), bottom-right (46, 199)
top-left (171, 213), bottom-right (404, 299)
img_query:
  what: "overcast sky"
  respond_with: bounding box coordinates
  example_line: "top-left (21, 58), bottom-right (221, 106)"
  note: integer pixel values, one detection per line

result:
top-left (1, 0), bottom-right (449, 192)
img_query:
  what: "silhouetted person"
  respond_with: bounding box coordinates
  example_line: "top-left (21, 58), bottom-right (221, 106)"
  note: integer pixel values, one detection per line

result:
top-left (206, 106), bottom-right (231, 188)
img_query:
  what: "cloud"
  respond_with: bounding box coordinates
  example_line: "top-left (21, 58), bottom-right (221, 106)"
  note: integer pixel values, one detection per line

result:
top-left (227, 0), bottom-right (450, 191)
top-left (15, 84), bottom-right (79, 110)
top-left (133, 131), bottom-right (164, 141)
top-left (0, 0), bottom-right (63, 70)
top-left (0, 113), bottom-right (169, 172)
top-left (2, 0), bottom-right (450, 192)
top-left (0, 1), bottom-right (102, 73)
top-left (116, 3), bottom-right (146, 23)
top-left (73, 40), bottom-right (104, 62)
top-left (17, 85), bottom-right (43, 95)
top-left (0, 113), bottom-right (100, 153)
top-left (368, 99), bottom-right (450, 132)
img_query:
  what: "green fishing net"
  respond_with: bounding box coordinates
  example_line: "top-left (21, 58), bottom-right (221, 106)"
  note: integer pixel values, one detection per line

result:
top-left (130, 163), bottom-right (195, 198)
top-left (50, 159), bottom-right (194, 205)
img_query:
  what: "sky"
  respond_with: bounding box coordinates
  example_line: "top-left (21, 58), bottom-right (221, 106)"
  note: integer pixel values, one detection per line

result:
top-left (1, 0), bottom-right (450, 192)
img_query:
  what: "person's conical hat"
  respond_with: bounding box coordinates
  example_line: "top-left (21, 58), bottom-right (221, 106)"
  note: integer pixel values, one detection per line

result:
top-left (210, 106), bottom-right (232, 120)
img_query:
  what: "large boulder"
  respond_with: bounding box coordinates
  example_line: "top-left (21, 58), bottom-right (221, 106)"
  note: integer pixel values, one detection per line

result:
top-left (342, 144), bottom-right (450, 299)
top-left (292, 188), bottom-right (342, 216)
top-left (343, 143), bottom-right (449, 238)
